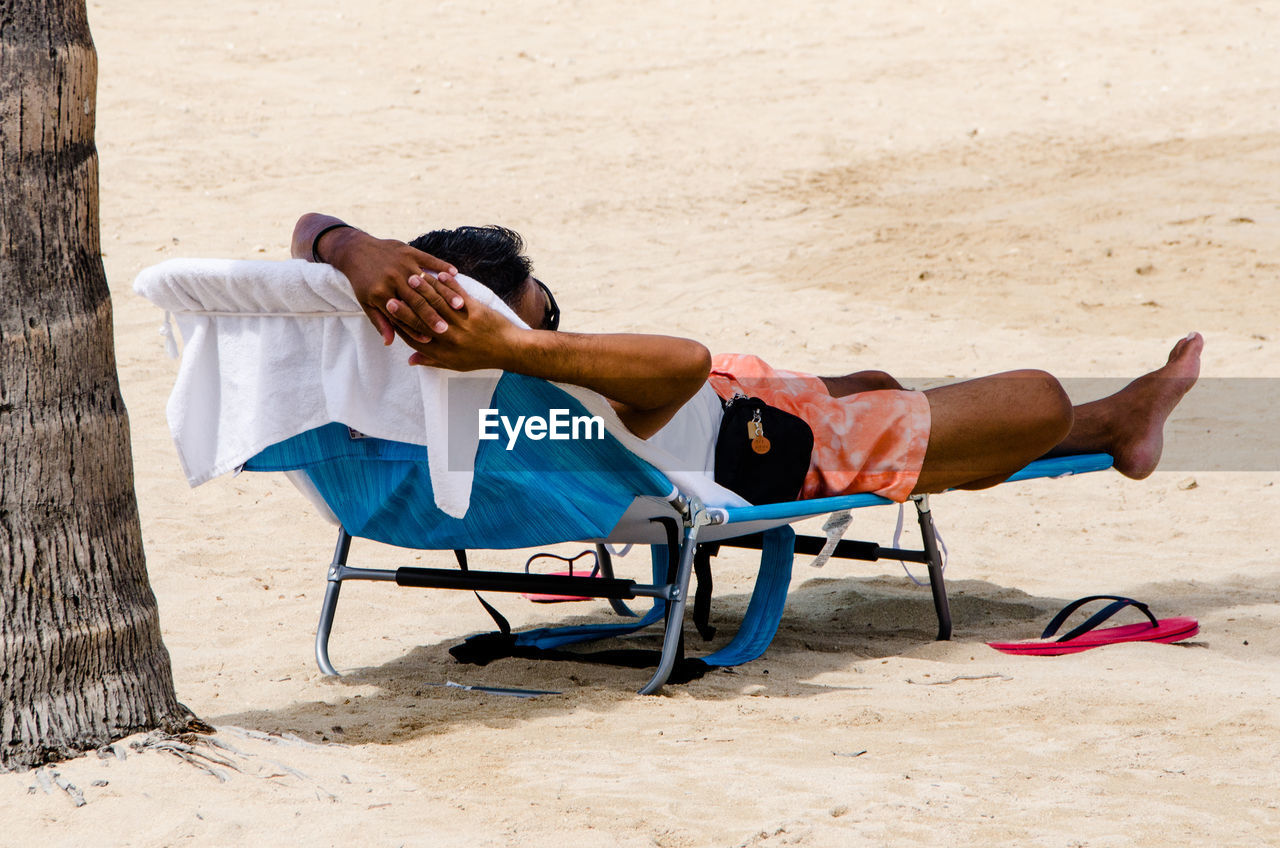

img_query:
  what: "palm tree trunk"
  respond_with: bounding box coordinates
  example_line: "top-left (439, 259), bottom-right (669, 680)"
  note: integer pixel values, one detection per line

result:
top-left (1, 0), bottom-right (192, 771)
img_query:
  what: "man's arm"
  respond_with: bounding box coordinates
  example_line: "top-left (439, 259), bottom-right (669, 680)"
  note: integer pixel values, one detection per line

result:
top-left (292, 212), bottom-right (464, 345)
top-left (405, 275), bottom-right (711, 439)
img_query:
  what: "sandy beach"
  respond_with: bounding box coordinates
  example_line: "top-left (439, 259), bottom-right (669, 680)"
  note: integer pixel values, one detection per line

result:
top-left (6, 0), bottom-right (1280, 844)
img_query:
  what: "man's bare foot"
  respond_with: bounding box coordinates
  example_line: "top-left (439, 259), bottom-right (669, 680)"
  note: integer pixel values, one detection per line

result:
top-left (1107, 332), bottom-right (1203, 479)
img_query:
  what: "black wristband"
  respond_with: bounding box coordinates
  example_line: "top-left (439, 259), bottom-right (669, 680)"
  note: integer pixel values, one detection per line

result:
top-left (311, 223), bottom-right (353, 263)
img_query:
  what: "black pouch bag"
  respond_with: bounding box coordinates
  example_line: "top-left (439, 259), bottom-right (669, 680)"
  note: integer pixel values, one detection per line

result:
top-left (713, 394), bottom-right (814, 505)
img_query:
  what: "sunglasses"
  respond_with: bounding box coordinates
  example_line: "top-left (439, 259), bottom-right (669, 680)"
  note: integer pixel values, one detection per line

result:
top-left (533, 278), bottom-right (560, 331)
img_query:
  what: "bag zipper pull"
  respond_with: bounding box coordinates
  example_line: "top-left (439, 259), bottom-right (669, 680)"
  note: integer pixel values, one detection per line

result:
top-left (748, 407), bottom-right (771, 455)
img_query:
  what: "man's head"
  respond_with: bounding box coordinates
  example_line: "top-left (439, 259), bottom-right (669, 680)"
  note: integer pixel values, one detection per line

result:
top-left (409, 225), bottom-right (558, 330)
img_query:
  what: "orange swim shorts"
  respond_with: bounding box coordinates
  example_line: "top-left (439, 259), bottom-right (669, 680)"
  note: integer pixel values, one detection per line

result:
top-left (708, 353), bottom-right (931, 503)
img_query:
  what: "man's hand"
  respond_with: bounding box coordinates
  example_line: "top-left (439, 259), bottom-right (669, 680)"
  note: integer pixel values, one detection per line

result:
top-left (327, 230), bottom-right (469, 346)
top-left (292, 213), bottom-right (465, 346)
top-left (402, 276), bottom-right (524, 372)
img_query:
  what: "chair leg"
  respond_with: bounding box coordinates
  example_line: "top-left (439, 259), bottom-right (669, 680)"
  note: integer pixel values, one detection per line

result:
top-left (912, 495), bottom-right (952, 640)
top-left (315, 528), bottom-right (352, 676)
top-left (637, 510), bottom-right (706, 694)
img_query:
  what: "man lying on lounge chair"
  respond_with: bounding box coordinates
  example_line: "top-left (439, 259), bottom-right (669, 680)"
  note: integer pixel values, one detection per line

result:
top-left (292, 213), bottom-right (1202, 502)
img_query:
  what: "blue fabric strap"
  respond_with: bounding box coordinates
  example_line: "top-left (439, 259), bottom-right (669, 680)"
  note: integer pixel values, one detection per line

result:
top-left (698, 525), bottom-right (796, 667)
top-left (503, 527), bottom-right (797, 668)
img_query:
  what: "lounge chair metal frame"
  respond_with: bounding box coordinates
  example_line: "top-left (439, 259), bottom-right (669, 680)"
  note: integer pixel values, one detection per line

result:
top-left (314, 488), bottom-right (951, 695)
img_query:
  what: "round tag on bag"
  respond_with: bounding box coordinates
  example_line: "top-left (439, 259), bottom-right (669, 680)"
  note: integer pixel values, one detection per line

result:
top-left (751, 436), bottom-right (771, 454)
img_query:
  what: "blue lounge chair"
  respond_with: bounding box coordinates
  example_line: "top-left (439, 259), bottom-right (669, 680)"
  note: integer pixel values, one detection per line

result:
top-left (244, 370), bottom-right (1113, 694)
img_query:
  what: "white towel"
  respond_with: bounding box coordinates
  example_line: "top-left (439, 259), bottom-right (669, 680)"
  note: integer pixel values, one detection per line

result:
top-left (134, 258), bottom-right (743, 518)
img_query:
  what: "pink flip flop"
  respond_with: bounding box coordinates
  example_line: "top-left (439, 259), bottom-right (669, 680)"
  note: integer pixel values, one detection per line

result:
top-left (522, 551), bottom-right (601, 603)
top-left (988, 595), bottom-right (1199, 656)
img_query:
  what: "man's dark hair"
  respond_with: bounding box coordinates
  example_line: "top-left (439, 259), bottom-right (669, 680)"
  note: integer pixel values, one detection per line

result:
top-left (409, 225), bottom-right (532, 307)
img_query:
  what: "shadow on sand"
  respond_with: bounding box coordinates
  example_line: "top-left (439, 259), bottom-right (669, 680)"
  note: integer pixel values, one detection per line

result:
top-left (208, 568), bottom-right (1278, 745)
